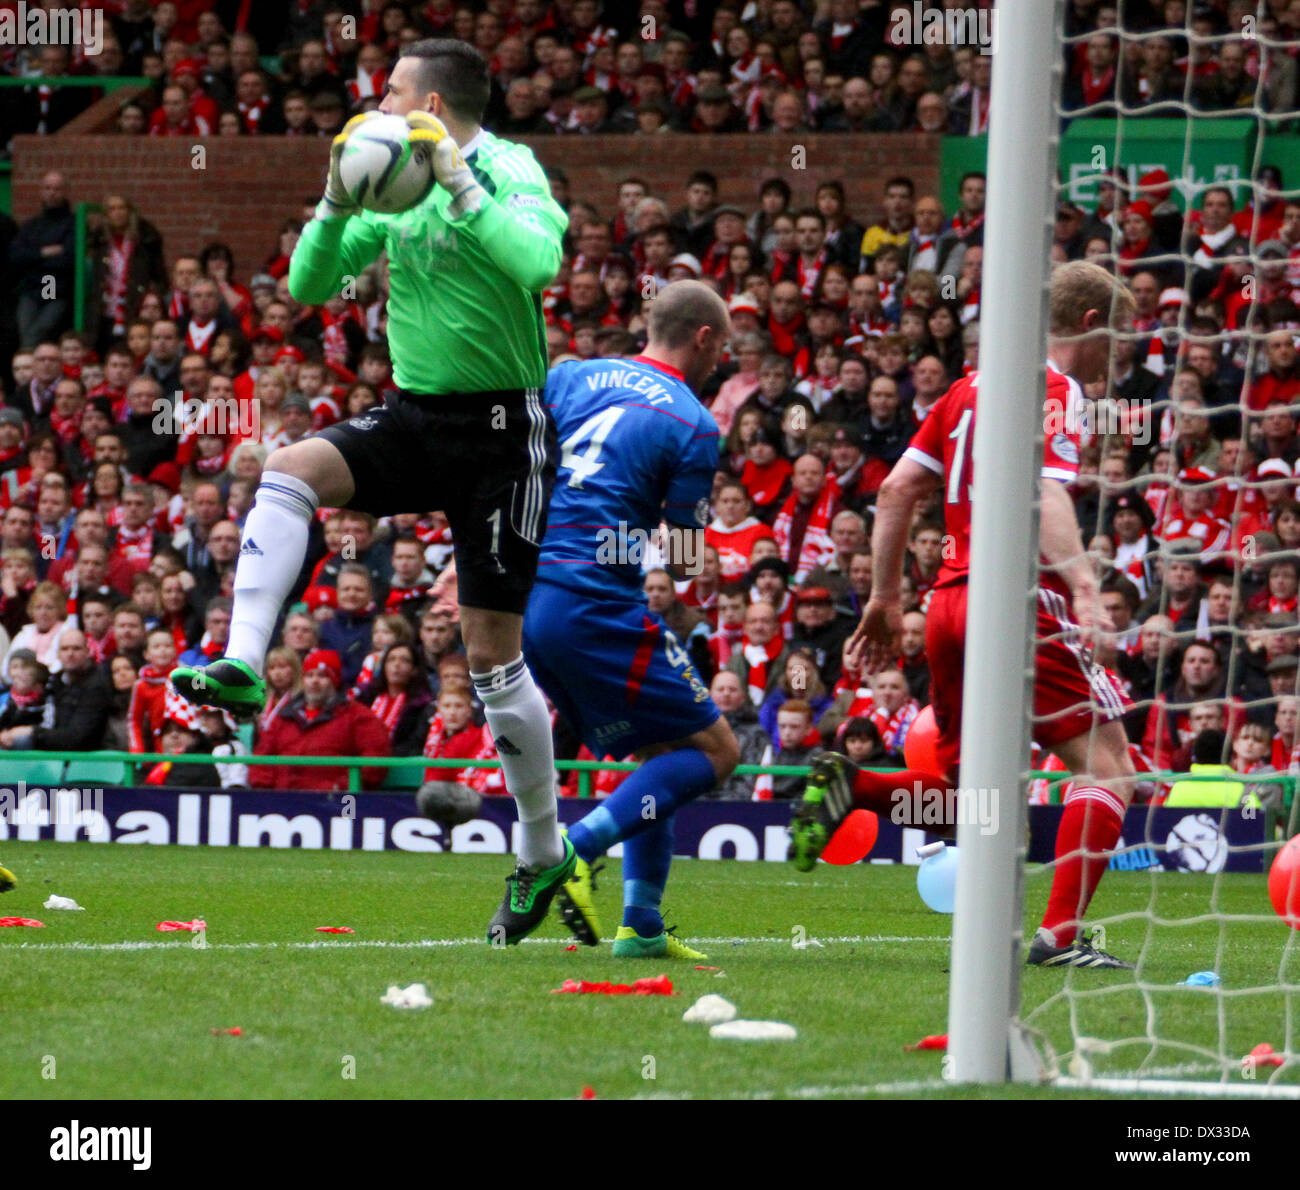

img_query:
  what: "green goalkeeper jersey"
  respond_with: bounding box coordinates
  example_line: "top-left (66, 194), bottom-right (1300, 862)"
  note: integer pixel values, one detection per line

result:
top-left (289, 128), bottom-right (567, 394)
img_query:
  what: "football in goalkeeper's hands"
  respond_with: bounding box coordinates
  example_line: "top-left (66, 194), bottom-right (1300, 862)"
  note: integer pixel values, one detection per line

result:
top-left (337, 114), bottom-right (435, 215)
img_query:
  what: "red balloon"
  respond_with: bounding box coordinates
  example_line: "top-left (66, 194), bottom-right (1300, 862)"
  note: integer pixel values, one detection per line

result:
top-left (821, 809), bottom-right (879, 865)
top-left (1268, 836), bottom-right (1300, 929)
top-left (903, 704), bottom-right (942, 774)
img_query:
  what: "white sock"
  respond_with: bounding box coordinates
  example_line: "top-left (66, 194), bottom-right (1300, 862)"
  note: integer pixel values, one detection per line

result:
top-left (225, 471), bottom-right (319, 676)
top-left (472, 655), bottom-right (562, 869)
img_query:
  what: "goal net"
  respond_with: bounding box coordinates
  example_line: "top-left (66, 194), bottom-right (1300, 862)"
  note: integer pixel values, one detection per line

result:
top-left (954, 0), bottom-right (1300, 1097)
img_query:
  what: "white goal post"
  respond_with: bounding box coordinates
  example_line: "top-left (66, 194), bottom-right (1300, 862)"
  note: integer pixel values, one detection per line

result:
top-left (946, 0), bottom-right (1062, 1086)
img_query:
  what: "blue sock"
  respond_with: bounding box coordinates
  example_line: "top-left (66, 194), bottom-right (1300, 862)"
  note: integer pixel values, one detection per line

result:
top-left (622, 817), bottom-right (674, 937)
top-left (567, 748), bottom-right (715, 863)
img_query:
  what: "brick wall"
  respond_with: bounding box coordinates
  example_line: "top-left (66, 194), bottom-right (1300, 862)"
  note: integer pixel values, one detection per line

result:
top-left (12, 132), bottom-right (940, 278)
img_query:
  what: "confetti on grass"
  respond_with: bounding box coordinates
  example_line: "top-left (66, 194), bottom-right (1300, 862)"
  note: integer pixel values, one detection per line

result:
top-left (552, 976), bottom-right (673, 996)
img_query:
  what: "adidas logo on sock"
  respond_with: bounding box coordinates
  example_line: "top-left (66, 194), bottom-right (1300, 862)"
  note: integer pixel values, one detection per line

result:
top-left (493, 734), bottom-right (522, 756)
top-left (240, 537), bottom-right (263, 556)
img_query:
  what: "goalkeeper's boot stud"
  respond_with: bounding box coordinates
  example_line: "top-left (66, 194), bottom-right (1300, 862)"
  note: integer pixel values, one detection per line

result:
top-left (556, 851), bottom-right (603, 946)
top-left (611, 925), bottom-right (707, 960)
top-left (1026, 926), bottom-right (1135, 970)
top-left (487, 835), bottom-right (578, 945)
top-left (787, 751), bottom-right (855, 872)
top-left (0, 863), bottom-right (15, 893)
top-left (170, 658), bottom-right (267, 719)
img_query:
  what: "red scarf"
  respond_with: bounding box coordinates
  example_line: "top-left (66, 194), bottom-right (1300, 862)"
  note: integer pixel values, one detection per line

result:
top-left (797, 251), bottom-right (826, 299)
top-left (950, 210), bottom-right (984, 242)
top-left (772, 477), bottom-right (839, 583)
top-left (347, 67), bottom-right (388, 105)
top-left (768, 312), bottom-right (805, 357)
top-left (238, 97), bottom-right (269, 133)
top-left (741, 634), bottom-right (785, 705)
top-left (874, 697), bottom-right (920, 752)
top-left (85, 629), bottom-right (111, 665)
top-left (8, 686), bottom-right (43, 709)
top-left (370, 691), bottom-right (406, 735)
top-left (259, 688), bottom-right (294, 734)
top-left (193, 632), bottom-right (223, 660)
top-left (1080, 64), bottom-right (1116, 106)
top-left (709, 619), bottom-right (746, 669)
top-left (49, 407), bottom-right (82, 445)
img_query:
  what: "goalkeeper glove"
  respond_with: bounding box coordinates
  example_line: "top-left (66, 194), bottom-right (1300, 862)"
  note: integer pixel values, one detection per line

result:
top-left (318, 111), bottom-right (379, 222)
top-left (405, 111), bottom-right (486, 221)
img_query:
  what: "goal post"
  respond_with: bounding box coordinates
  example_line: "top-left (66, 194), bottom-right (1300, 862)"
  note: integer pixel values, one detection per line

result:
top-left (946, 0), bottom-right (1064, 1086)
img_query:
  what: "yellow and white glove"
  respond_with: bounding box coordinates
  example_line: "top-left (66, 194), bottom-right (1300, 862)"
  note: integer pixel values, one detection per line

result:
top-left (318, 111), bottom-right (379, 221)
top-left (406, 111), bottom-right (486, 220)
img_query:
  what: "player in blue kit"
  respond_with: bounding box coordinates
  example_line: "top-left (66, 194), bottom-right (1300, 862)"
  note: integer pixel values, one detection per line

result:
top-left (523, 281), bottom-right (741, 958)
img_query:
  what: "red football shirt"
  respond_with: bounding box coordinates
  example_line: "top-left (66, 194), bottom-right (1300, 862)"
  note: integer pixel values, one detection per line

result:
top-left (901, 365), bottom-right (1084, 593)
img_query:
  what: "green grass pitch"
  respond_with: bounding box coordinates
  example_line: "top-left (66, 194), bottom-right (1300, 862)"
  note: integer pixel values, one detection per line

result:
top-left (1, 841), bottom-right (1296, 1100)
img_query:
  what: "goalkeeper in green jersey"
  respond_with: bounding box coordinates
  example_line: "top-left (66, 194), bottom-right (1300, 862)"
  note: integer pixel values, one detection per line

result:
top-left (172, 39), bottom-right (574, 944)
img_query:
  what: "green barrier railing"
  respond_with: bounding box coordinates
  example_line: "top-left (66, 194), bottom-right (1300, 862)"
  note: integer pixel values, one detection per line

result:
top-left (2, 753), bottom-right (1297, 834)
top-left (0, 76), bottom-right (147, 91)
top-left (1, 751), bottom-right (816, 798)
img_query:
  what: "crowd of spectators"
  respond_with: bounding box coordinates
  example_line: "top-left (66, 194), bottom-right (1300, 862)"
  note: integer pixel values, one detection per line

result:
top-left (0, 1), bottom-right (1299, 809)
top-left (2, 0), bottom-right (1297, 154)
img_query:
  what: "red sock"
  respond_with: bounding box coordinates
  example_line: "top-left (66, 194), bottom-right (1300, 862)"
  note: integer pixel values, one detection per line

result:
top-left (1040, 787), bottom-right (1125, 946)
top-left (850, 767), bottom-right (954, 819)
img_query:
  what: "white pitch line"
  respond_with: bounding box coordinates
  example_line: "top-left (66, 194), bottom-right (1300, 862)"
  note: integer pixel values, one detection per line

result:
top-left (2, 933), bottom-right (946, 953)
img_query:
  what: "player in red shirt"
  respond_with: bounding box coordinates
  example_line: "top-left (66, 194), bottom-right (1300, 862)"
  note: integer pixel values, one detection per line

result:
top-left (789, 262), bottom-right (1140, 969)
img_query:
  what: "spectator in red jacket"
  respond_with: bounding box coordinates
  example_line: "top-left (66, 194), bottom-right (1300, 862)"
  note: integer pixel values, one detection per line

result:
top-left (420, 686), bottom-right (484, 783)
top-left (127, 628), bottom-right (178, 753)
top-left (1244, 329), bottom-right (1300, 412)
top-left (252, 648), bottom-right (390, 791)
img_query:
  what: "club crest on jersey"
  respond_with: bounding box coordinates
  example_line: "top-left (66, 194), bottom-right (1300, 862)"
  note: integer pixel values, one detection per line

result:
top-left (1050, 432), bottom-right (1079, 464)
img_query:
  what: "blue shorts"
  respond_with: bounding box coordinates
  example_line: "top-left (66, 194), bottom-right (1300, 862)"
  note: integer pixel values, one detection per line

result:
top-left (523, 581), bottom-right (719, 758)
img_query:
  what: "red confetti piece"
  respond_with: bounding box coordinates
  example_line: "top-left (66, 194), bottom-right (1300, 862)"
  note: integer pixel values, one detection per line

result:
top-left (1247, 1043), bottom-right (1285, 1068)
top-left (551, 976), bottom-right (673, 996)
top-left (694, 965), bottom-right (721, 971)
top-left (565, 944), bottom-right (578, 951)
top-left (0, 917), bottom-right (44, 927)
top-left (578, 1085), bottom-right (597, 1099)
top-left (156, 920), bottom-right (206, 932)
top-left (315, 926), bottom-right (355, 934)
top-left (211, 1027), bottom-right (243, 1036)
top-left (904, 1033), bottom-right (949, 1052)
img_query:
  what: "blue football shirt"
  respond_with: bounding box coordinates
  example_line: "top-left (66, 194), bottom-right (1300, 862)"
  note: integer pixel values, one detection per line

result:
top-left (537, 355), bottom-right (720, 600)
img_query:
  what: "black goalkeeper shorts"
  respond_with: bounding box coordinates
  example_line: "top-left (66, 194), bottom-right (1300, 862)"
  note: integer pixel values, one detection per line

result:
top-left (318, 386), bottom-right (556, 615)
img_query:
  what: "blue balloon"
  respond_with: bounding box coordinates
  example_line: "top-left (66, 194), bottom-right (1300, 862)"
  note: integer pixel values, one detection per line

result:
top-left (917, 845), bottom-right (960, 914)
